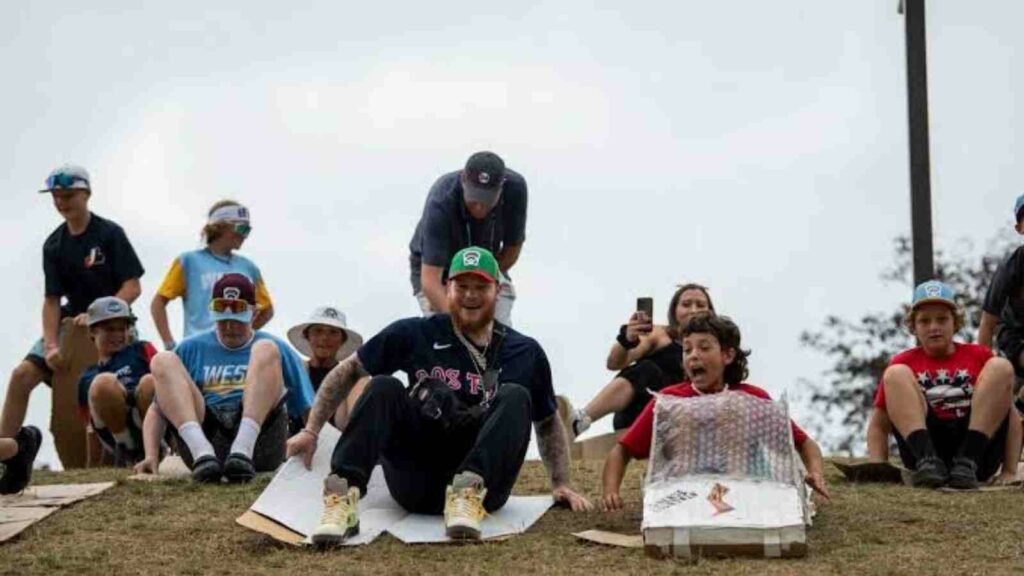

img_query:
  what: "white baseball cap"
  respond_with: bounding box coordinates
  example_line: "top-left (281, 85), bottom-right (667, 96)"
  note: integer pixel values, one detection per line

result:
top-left (287, 306), bottom-right (363, 360)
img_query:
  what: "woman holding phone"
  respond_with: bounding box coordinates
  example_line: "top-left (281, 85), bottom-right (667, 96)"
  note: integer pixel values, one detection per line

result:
top-left (566, 283), bottom-right (715, 437)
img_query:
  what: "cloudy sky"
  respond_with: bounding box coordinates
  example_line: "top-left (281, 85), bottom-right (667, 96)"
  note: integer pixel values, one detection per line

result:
top-left (2, 1), bottom-right (1021, 467)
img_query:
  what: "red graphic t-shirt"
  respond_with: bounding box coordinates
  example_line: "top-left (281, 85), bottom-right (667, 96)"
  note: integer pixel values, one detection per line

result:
top-left (618, 382), bottom-right (810, 460)
top-left (873, 343), bottom-right (993, 421)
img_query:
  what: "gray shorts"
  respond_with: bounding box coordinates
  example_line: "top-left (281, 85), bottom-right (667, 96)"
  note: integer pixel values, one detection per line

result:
top-left (415, 272), bottom-right (516, 326)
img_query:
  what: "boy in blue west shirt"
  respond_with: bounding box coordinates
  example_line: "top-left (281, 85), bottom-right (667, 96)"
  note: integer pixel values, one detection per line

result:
top-left (135, 273), bottom-right (312, 483)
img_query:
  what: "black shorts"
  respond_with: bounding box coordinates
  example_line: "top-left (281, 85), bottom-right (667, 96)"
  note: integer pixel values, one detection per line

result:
top-left (612, 360), bottom-right (676, 431)
top-left (23, 354), bottom-right (54, 386)
top-left (894, 413), bottom-right (1009, 482)
top-left (173, 402), bottom-right (288, 472)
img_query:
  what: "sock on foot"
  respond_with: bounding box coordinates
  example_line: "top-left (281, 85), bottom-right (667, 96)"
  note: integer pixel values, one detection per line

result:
top-left (906, 429), bottom-right (937, 461)
top-left (178, 421), bottom-right (215, 460)
top-left (452, 471), bottom-right (485, 491)
top-left (229, 417), bottom-right (261, 459)
top-left (957, 429), bottom-right (990, 465)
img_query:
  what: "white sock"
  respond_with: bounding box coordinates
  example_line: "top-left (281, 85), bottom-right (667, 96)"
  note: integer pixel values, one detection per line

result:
top-left (178, 421), bottom-right (215, 460)
top-left (113, 430), bottom-right (136, 450)
top-left (229, 417), bottom-right (260, 459)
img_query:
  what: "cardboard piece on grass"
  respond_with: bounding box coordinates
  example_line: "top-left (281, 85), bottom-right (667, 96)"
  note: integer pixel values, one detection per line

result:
top-left (239, 424), bottom-right (552, 545)
top-left (831, 459), bottom-right (905, 484)
top-left (0, 482), bottom-right (115, 544)
top-left (127, 455), bottom-right (192, 482)
top-left (386, 495), bottom-right (553, 544)
top-left (573, 529), bottom-right (644, 548)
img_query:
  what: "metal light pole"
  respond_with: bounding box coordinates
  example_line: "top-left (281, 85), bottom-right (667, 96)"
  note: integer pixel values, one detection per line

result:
top-left (900, 0), bottom-right (935, 285)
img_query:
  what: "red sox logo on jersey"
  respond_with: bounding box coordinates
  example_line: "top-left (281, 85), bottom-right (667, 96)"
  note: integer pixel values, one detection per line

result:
top-left (414, 366), bottom-right (489, 398)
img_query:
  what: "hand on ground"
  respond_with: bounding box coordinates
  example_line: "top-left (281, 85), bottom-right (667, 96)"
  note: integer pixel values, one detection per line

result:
top-left (806, 471), bottom-right (830, 501)
top-left (601, 491), bottom-right (624, 512)
top-left (552, 485), bottom-right (594, 512)
top-left (133, 457), bottom-right (159, 475)
top-left (286, 431), bottom-right (317, 470)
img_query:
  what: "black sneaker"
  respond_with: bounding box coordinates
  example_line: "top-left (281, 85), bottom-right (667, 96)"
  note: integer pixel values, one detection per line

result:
top-left (191, 454), bottom-right (223, 483)
top-left (910, 456), bottom-right (948, 488)
top-left (0, 426), bottom-right (43, 495)
top-left (947, 457), bottom-right (980, 490)
top-left (223, 453), bottom-right (256, 484)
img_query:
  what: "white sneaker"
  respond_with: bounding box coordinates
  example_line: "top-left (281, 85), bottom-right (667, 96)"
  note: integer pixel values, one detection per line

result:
top-left (311, 474), bottom-right (360, 547)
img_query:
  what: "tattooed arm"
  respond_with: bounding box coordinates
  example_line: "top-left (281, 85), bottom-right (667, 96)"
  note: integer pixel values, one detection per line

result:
top-left (286, 353), bottom-right (369, 469)
top-left (534, 412), bottom-right (594, 512)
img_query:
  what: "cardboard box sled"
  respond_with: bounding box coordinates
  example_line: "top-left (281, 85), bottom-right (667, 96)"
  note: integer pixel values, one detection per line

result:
top-left (641, 478), bottom-right (808, 560)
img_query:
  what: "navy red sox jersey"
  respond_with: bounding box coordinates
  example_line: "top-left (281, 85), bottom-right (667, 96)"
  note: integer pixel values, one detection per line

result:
top-left (77, 341), bottom-right (158, 414)
top-left (874, 343), bottom-right (993, 421)
top-left (357, 314), bottom-right (556, 422)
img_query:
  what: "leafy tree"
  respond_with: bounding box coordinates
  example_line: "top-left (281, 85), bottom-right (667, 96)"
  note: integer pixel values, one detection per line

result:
top-left (799, 234), bottom-right (1016, 454)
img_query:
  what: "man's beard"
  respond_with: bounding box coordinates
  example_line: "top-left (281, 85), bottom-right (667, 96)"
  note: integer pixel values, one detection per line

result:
top-left (451, 300), bottom-right (496, 334)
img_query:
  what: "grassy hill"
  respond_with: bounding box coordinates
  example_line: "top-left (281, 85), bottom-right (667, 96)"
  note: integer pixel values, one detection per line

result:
top-left (3, 460), bottom-right (1024, 575)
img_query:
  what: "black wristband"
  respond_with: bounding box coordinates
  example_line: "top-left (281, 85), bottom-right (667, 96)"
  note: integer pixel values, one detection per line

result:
top-left (617, 324), bottom-right (638, 349)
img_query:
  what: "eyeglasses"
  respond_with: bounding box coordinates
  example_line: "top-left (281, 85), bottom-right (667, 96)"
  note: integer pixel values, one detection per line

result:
top-left (210, 298), bottom-right (252, 314)
top-left (46, 172), bottom-right (89, 190)
top-left (232, 222), bottom-right (252, 237)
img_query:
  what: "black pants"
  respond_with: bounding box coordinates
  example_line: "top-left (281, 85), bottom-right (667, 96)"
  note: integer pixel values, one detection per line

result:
top-left (331, 375), bottom-right (532, 514)
top-left (612, 360), bottom-right (674, 431)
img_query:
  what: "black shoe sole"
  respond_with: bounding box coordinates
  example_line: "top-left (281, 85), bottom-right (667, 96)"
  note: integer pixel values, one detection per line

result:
top-left (191, 457), bottom-right (223, 483)
top-left (311, 523), bottom-right (359, 548)
top-left (223, 456), bottom-right (256, 483)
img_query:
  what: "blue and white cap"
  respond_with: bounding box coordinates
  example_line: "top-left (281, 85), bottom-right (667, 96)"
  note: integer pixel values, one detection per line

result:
top-left (1014, 194), bottom-right (1024, 222)
top-left (39, 164), bottom-right (91, 194)
top-left (911, 280), bottom-right (957, 311)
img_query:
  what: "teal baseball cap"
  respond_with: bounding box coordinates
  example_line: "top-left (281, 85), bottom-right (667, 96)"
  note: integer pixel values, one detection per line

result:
top-left (448, 246), bottom-right (499, 284)
top-left (911, 280), bottom-right (957, 311)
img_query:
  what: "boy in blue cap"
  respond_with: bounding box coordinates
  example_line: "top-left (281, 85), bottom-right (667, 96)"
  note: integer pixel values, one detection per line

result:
top-left (873, 280), bottom-right (1020, 489)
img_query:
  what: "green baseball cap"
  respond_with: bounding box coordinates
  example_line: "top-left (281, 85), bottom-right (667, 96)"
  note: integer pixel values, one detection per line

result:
top-left (449, 246), bottom-right (499, 284)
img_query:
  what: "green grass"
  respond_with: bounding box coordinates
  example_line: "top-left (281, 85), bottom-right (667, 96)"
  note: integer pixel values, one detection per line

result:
top-left (4, 461), bottom-right (1024, 575)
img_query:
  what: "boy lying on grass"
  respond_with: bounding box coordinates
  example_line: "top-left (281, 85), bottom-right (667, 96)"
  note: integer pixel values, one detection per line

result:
top-left (601, 313), bottom-right (828, 510)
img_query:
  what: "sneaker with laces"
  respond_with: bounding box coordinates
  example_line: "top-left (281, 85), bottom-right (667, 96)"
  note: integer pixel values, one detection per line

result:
top-left (311, 474), bottom-right (360, 547)
top-left (445, 472), bottom-right (488, 540)
top-left (947, 457), bottom-right (980, 490)
top-left (910, 455), bottom-right (948, 488)
top-left (0, 426), bottom-right (42, 495)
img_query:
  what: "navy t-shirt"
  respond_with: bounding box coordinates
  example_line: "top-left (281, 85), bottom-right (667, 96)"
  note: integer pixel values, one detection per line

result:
top-left (983, 245), bottom-right (1024, 346)
top-left (43, 213), bottom-right (145, 316)
top-left (77, 341), bottom-right (158, 410)
top-left (357, 314), bottom-right (556, 422)
top-left (407, 169), bottom-right (528, 292)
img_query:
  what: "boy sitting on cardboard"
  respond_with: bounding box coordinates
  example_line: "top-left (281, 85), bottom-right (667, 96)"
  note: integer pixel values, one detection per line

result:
top-left (77, 297), bottom-right (157, 465)
top-left (601, 313), bottom-right (828, 510)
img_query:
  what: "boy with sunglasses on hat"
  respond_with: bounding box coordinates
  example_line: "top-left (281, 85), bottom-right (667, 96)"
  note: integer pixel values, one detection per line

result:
top-left (875, 280), bottom-right (1020, 489)
top-left (150, 200), bottom-right (274, 351)
top-left (77, 297), bottom-right (158, 465)
top-left (135, 274), bottom-right (313, 483)
top-left (1, 164), bottom-right (145, 494)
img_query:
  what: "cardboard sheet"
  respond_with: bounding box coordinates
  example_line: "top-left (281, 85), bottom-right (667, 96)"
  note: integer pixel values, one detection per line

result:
top-left (573, 529), bottom-right (644, 548)
top-left (127, 455), bottom-right (193, 482)
top-left (831, 459), bottom-right (905, 484)
top-left (0, 482), bottom-right (115, 543)
top-left (241, 424), bottom-right (553, 545)
top-left (642, 479), bottom-right (805, 531)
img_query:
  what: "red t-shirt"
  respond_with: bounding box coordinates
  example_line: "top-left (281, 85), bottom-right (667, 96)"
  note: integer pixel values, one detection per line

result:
top-left (618, 382), bottom-right (810, 460)
top-left (873, 342), bottom-right (992, 422)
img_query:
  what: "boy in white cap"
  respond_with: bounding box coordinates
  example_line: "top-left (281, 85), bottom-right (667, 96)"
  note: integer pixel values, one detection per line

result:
top-left (873, 280), bottom-right (1020, 489)
top-left (150, 199), bottom-right (274, 351)
top-left (77, 297), bottom-right (158, 465)
top-left (287, 307), bottom-right (364, 432)
top-left (138, 273), bottom-right (313, 483)
top-left (1, 164), bottom-right (145, 493)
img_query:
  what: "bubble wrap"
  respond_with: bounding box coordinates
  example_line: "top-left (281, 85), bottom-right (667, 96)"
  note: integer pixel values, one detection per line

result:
top-left (645, 391), bottom-right (803, 489)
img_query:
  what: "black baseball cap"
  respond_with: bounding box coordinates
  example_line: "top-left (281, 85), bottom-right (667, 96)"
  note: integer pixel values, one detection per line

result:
top-left (461, 151), bottom-right (506, 206)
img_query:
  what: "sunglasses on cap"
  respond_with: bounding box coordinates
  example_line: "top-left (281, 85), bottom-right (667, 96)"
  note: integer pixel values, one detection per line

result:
top-left (209, 298), bottom-right (252, 314)
top-left (232, 222), bottom-right (252, 237)
top-left (46, 172), bottom-right (89, 190)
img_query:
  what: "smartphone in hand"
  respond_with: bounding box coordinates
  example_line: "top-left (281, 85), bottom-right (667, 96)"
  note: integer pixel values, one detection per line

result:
top-left (636, 297), bottom-right (654, 330)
